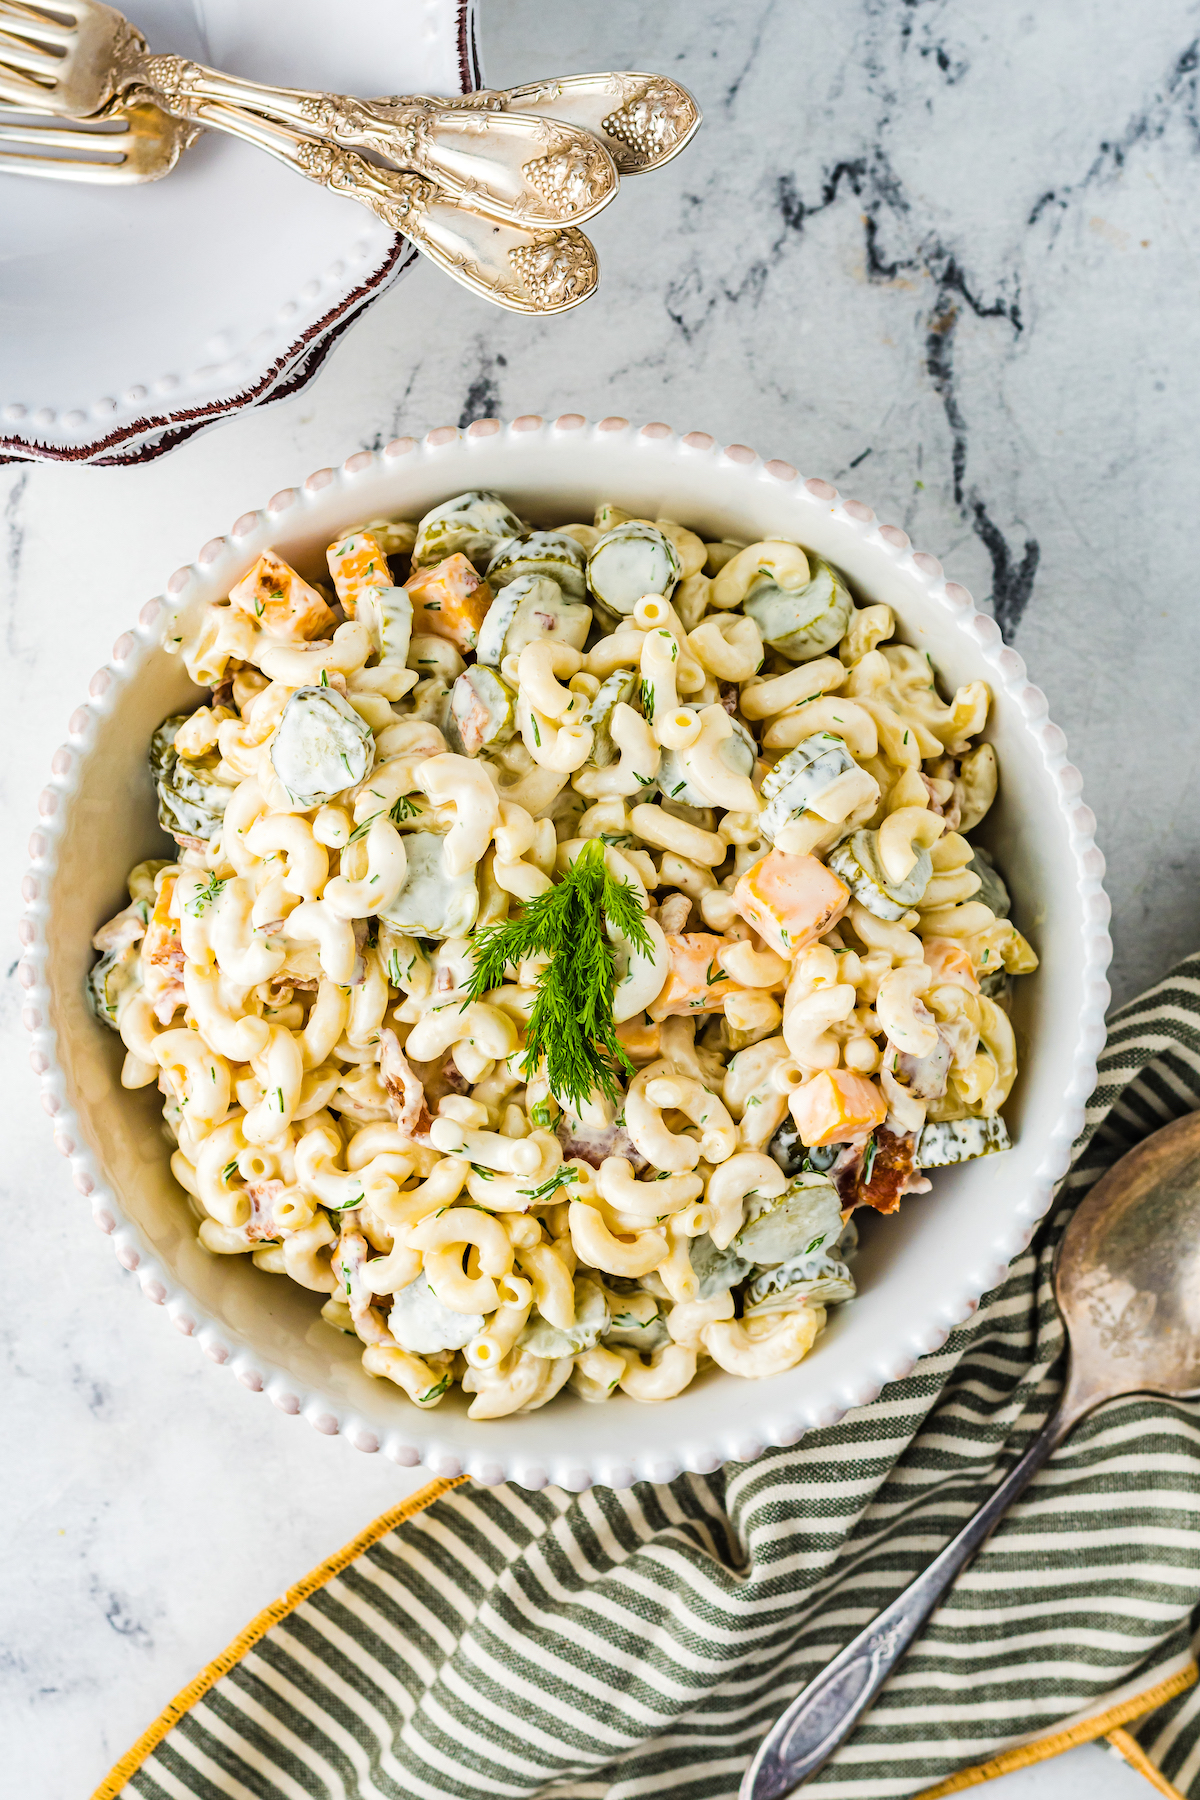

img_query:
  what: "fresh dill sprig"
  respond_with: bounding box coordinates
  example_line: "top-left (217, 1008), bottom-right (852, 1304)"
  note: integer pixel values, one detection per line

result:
top-left (465, 838), bottom-right (651, 1112)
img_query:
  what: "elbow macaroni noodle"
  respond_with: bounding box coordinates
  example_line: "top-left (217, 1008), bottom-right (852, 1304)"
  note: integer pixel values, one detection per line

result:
top-left (88, 490), bottom-right (1038, 1419)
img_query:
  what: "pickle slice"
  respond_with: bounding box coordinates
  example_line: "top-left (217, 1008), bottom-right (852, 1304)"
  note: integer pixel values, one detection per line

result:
top-left (760, 733), bottom-right (855, 840)
top-left (744, 1236), bottom-right (856, 1310)
top-left (830, 827), bottom-right (931, 919)
top-left (585, 669), bottom-right (637, 766)
top-left (446, 666), bottom-right (518, 757)
top-left (744, 555), bottom-right (853, 662)
top-left (380, 831), bottom-right (479, 939)
top-left (587, 521), bottom-right (681, 617)
top-left (389, 1270), bottom-right (483, 1353)
top-left (732, 1173), bottom-right (843, 1264)
top-left (87, 941), bottom-right (143, 1029)
top-left (916, 1114), bottom-right (1011, 1167)
top-left (518, 1277), bottom-right (609, 1357)
top-left (270, 687), bottom-right (375, 809)
top-left (476, 571), bottom-right (592, 665)
top-left (969, 847), bottom-right (1011, 918)
top-left (688, 1234), bottom-right (753, 1299)
top-left (411, 490), bottom-right (525, 570)
top-left (487, 530), bottom-right (589, 598)
top-left (150, 715), bottom-right (232, 845)
top-left (602, 1288), bottom-right (669, 1351)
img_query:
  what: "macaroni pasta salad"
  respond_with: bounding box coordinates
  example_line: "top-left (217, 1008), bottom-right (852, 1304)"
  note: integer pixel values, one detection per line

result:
top-left (89, 492), bottom-right (1037, 1417)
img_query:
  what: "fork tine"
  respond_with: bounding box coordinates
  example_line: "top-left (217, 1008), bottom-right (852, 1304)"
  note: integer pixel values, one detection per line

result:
top-left (0, 145), bottom-right (133, 180)
top-left (0, 0), bottom-right (86, 19)
top-left (0, 114), bottom-right (126, 149)
top-left (0, 6), bottom-right (74, 48)
top-left (0, 64), bottom-right (52, 102)
top-left (0, 29), bottom-right (64, 78)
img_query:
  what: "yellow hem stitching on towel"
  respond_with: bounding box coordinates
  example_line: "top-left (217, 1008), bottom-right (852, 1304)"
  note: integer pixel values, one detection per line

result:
top-left (1105, 1725), bottom-right (1191, 1799)
top-left (89, 1472), bottom-right (468, 1800)
top-left (912, 1661), bottom-right (1197, 1798)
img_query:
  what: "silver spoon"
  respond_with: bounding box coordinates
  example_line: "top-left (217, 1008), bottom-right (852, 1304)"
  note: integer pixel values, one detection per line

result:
top-left (741, 1110), bottom-right (1200, 1798)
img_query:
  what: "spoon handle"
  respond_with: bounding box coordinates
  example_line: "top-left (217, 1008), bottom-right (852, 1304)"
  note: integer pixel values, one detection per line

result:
top-left (739, 1414), bottom-right (1063, 1799)
top-left (118, 53), bottom-right (618, 229)
top-left (184, 100), bottom-right (598, 316)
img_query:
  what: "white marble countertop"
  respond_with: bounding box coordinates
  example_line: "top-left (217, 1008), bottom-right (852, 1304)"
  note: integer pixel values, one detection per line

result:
top-left (5, 3), bottom-right (1198, 1794)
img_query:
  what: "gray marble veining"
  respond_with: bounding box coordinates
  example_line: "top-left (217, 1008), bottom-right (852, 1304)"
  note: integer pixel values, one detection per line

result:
top-left (3, 3), bottom-right (1198, 1793)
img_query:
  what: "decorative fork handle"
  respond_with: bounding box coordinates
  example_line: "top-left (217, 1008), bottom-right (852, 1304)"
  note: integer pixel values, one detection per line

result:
top-left (739, 1416), bottom-right (1064, 1797)
top-left (131, 55), bottom-right (443, 162)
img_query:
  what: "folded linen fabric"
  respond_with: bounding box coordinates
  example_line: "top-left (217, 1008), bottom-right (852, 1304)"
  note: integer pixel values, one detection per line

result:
top-left (101, 954), bottom-right (1200, 1800)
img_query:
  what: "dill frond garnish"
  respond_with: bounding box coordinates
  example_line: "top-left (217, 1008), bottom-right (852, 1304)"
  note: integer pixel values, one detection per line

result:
top-left (465, 838), bottom-right (651, 1112)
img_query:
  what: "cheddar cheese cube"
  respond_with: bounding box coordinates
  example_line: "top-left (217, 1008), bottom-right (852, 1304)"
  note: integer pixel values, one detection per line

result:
top-left (404, 553), bottom-right (494, 653)
top-left (615, 1016), bottom-right (663, 1063)
top-left (733, 849), bottom-right (849, 960)
top-left (790, 1069), bottom-right (887, 1147)
top-left (647, 933), bottom-right (740, 1022)
top-left (326, 528), bottom-right (393, 617)
top-left (922, 936), bottom-right (980, 993)
top-left (229, 551), bottom-right (336, 642)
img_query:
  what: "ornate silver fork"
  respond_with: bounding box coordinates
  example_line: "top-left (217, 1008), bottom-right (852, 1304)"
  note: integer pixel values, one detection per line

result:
top-left (0, 92), bottom-right (192, 180)
top-left (0, 0), bottom-right (621, 228)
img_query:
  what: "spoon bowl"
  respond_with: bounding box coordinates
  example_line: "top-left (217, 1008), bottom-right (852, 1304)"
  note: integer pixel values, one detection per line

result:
top-left (742, 1108), bottom-right (1200, 1798)
top-left (1056, 1109), bottom-right (1200, 1426)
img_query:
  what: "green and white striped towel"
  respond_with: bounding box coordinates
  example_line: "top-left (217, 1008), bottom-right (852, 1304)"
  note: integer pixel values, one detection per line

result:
top-left (110, 953), bottom-right (1200, 1800)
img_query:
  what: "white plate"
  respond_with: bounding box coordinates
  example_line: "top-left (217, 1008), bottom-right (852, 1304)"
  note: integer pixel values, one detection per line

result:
top-left (21, 416), bottom-right (1112, 1490)
top-left (0, 0), bottom-right (480, 465)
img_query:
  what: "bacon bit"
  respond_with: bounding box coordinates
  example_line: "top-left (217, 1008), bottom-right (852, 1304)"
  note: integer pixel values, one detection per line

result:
top-left (142, 876), bottom-right (185, 972)
top-left (556, 1112), bottom-right (650, 1172)
top-left (920, 774), bottom-right (945, 815)
top-left (656, 892), bottom-right (692, 935)
top-left (245, 1178), bottom-right (285, 1241)
top-left (333, 1224), bottom-right (392, 1345)
top-left (441, 1055), bottom-right (471, 1095)
top-left (719, 681), bottom-right (739, 717)
top-left (850, 1125), bottom-right (931, 1214)
top-left (92, 903), bottom-right (147, 955)
top-left (829, 1140), bottom-right (865, 1208)
top-left (891, 1033), bottom-right (952, 1100)
top-left (378, 1028), bottom-right (433, 1143)
top-left (347, 917), bottom-right (371, 987)
top-left (147, 974), bottom-right (186, 1026)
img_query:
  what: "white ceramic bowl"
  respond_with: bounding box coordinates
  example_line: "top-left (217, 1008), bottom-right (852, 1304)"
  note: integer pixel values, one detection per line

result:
top-left (20, 415), bottom-right (1112, 1490)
